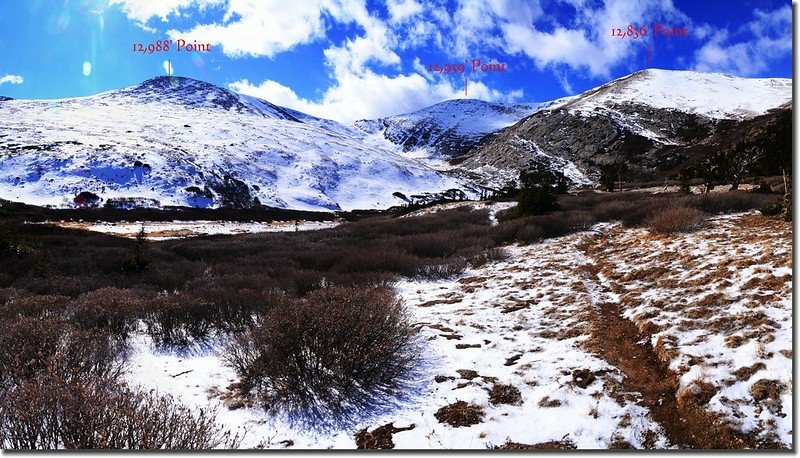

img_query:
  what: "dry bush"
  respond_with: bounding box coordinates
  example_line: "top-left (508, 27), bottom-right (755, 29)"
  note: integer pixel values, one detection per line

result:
top-left (645, 206), bottom-right (709, 233)
top-left (69, 287), bottom-right (144, 338)
top-left (490, 218), bottom-right (526, 245)
top-left (0, 317), bottom-right (125, 385)
top-left (591, 200), bottom-right (637, 222)
top-left (142, 281), bottom-right (291, 348)
top-left (399, 233), bottom-right (459, 258)
top-left (469, 247), bottom-right (509, 268)
top-left (514, 222), bottom-right (545, 244)
top-left (414, 260), bottom-right (467, 280)
top-left (224, 286), bottom-right (418, 419)
top-left (684, 192), bottom-right (775, 214)
top-left (0, 317), bottom-right (65, 383)
top-left (620, 199), bottom-right (673, 227)
top-left (0, 371), bottom-right (237, 449)
top-left (0, 293), bottom-right (70, 319)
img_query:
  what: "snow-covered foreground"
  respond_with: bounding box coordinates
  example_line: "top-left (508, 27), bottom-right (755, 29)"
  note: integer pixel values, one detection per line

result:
top-left (584, 213), bottom-right (792, 446)
top-left (44, 219), bottom-right (339, 240)
top-left (123, 212), bottom-right (790, 449)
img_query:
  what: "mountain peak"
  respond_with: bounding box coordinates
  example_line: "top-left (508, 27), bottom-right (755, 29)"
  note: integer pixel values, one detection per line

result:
top-left (562, 68), bottom-right (791, 120)
top-left (114, 76), bottom-right (300, 120)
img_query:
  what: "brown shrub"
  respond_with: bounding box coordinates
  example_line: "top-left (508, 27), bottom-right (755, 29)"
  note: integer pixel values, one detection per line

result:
top-left (0, 317), bottom-right (126, 385)
top-left (69, 287), bottom-right (144, 338)
top-left (434, 401), bottom-right (484, 427)
top-left (0, 371), bottom-right (237, 449)
top-left (0, 293), bottom-right (70, 319)
top-left (683, 192), bottom-right (775, 215)
top-left (645, 206), bottom-right (709, 233)
top-left (224, 286), bottom-right (418, 419)
top-left (469, 247), bottom-right (509, 268)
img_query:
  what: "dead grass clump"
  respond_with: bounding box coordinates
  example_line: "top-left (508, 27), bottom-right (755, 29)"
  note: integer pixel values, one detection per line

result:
top-left (750, 379), bottom-right (784, 404)
top-left (456, 369), bottom-right (480, 380)
top-left (434, 401), bottom-right (484, 427)
top-left (354, 423), bottom-right (415, 449)
top-left (488, 384), bottom-right (522, 405)
top-left (609, 436), bottom-right (635, 449)
top-left (725, 334), bottom-right (749, 348)
top-left (538, 396), bottom-right (563, 408)
top-left (653, 335), bottom-right (679, 364)
top-left (676, 380), bottom-right (717, 409)
top-left (572, 369), bottom-right (597, 389)
top-left (494, 440), bottom-right (576, 449)
top-left (645, 206), bottom-right (708, 233)
top-left (732, 363), bottom-right (766, 381)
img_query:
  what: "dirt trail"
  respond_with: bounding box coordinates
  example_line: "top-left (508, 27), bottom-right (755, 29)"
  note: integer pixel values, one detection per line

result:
top-left (578, 234), bottom-right (754, 449)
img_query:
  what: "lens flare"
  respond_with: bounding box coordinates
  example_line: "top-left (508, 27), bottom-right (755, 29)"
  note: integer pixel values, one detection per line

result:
top-left (82, 61), bottom-right (92, 76)
top-left (191, 53), bottom-right (205, 69)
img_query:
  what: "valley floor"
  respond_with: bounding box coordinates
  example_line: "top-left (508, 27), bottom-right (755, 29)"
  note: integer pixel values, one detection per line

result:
top-left (124, 211), bottom-right (792, 449)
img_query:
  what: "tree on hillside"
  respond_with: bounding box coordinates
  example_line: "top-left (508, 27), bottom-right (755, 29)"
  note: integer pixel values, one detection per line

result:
top-left (517, 163), bottom-right (568, 216)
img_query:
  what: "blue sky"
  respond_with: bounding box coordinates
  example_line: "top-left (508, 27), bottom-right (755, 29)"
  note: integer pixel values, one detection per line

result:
top-left (0, 0), bottom-right (792, 122)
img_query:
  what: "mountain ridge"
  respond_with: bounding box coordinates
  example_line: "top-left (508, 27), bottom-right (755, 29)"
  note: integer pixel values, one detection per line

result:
top-left (0, 69), bottom-right (791, 210)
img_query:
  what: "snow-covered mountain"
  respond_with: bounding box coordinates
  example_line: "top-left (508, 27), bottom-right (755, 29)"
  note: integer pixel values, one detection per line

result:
top-left (557, 69), bottom-right (791, 120)
top-left (460, 69), bottom-right (792, 186)
top-left (0, 76), bottom-right (463, 211)
top-left (354, 99), bottom-right (553, 161)
top-left (0, 69), bottom-right (791, 210)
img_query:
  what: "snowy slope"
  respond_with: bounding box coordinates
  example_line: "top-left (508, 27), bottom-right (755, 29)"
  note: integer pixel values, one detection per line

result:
top-left (354, 99), bottom-right (555, 161)
top-left (0, 77), bottom-right (461, 211)
top-left (557, 69), bottom-right (792, 120)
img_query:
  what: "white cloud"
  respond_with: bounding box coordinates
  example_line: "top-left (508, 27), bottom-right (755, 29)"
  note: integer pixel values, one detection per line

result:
top-left (108, 0), bottom-right (223, 23)
top-left (386, 0), bottom-right (423, 23)
top-left (166, 0), bottom-right (335, 58)
top-left (230, 70), bottom-right (521, 123)
top-left (322, 10), bottom-right (401, 78)
top-left (693, 5), bottom-right (791, 76)
top-left (0, 74), bottom-right (23, 85)
top-left (449, 0), bottom-right (686, 79)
